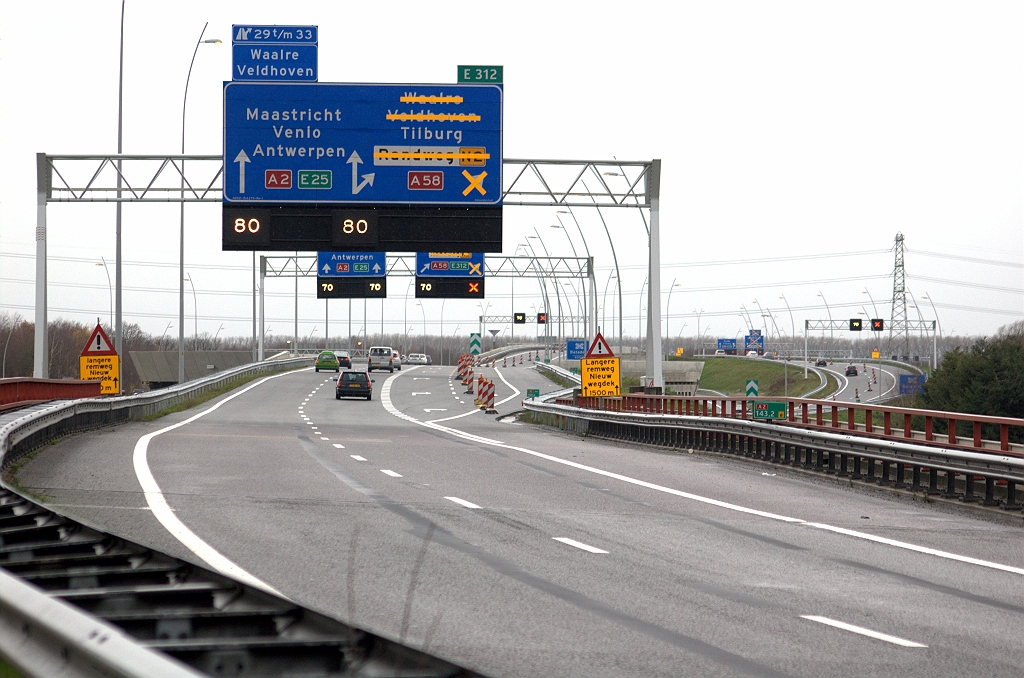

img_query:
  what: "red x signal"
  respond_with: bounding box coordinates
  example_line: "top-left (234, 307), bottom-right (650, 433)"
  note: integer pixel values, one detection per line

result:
top-left (468, 282), bottom-right (480, 294)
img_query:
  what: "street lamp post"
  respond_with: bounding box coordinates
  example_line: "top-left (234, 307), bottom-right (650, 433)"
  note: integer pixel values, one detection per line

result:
top-left (185, 273), bottom-right (198, 350)
top-left (665, 278), bottom-right (679, 339)
top-left (530, 229), bottom-right (564, 344)
top-left (694, 309), bottom-right (704, 355)
top-left (178, 25), bottom-right (221, 383)
top-left (778, 293), bottom-right (795, 339)
top-left (581, 182), bottom-right (623, 355)
top-left (557, 208), bottom-right (597, 341)
top-left (817, 291), bottom-right (833, 347)
top-left (602, 272), bottom-right (616, 337)
top-left (96, 259), bottom-right (112, 328)
top-left (921, 293), bottom-right (942, 369)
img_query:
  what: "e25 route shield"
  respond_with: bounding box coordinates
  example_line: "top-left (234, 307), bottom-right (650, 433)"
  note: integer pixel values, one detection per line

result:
top-left (224, 82), bottom-right (502, 205)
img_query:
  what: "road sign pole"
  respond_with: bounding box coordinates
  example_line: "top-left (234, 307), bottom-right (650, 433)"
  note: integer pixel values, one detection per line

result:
top-left (33, 153), bottom-right (48, 378)
top-left (258, 256), bottom-right (265, 361)
top-left (588, 256), bottom-right (597, 347)
top-left (646, 160), bottom-right (663, 389)
top-left (804, 320), bottom-right (809, 378)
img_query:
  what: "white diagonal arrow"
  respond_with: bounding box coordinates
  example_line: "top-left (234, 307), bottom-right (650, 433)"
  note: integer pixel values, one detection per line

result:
top-left (347, 151), bottom-right (375, 195)
top-left (419, 263), bottom-right (430, 273)
top-left (234, 149), bottom-right (250, 194)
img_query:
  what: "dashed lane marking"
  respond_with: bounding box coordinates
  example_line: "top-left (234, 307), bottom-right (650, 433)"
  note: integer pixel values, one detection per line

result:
top-left (553, 537), bottom-right (609, 554)
top-left (444, 496), bottom-right (482, 509)
top-left (333, 444), bottom-right (345, 449)
top-left (351, 455), bottom-right (367, 461)
top-left (381, 469), bottom-right (402, 477)
top-left (800, 616), bottom-right (927, 647)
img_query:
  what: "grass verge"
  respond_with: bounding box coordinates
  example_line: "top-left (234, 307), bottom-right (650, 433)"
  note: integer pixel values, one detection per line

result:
top-left (2, 445), bottom-right (54, 503)
top-left (537, 369), bottom-right (577, 389)
top-left (0, 657), bottom-right (24, 678)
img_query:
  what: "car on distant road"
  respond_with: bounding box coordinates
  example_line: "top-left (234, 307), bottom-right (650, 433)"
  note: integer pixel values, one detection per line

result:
top-left (333, 350), bottom-right (352, 369)
top-left (368, 346), bottom-right (395, 372)
top-left (336, 371), bottom-right (373, 400)
top-left (425, 355), bottom-right (433, 365)
top-left (392, 350), bottom-right (402, 371)
top-left (314, 351), bottom-right (340, 372)
top-left (407, 353), bottom-right (428, 365)
top-left (845, 365), bottom-right (859, 377)
top-left (815, 359), bottom-right (828, 367)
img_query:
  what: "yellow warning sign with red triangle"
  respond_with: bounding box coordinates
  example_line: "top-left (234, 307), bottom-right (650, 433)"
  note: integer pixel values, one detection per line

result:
top-left (585, 332), bottom-right (615, 358)
top-left (79, 324), bottom-right (120, 394)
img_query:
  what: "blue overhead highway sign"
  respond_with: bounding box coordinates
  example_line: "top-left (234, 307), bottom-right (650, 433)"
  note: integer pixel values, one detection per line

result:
top-left (416, 252), bottom-right (484, 277)
top-left (232, 25), bottom-right (318, 44)
top-left (223, 82), bottom-right (503, 204)
top-left (317, 252), bottom-right (385, 277)
top-left (232, 44), bottom-right (318, 82)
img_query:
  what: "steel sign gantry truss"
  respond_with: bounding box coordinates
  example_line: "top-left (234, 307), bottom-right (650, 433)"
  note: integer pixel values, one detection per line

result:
top-left (803, 318), bottom-right (938, 376)
top-left (34, 154), bottom-right (659, 385)
top-left (259, 254), bottom-right (592, 361)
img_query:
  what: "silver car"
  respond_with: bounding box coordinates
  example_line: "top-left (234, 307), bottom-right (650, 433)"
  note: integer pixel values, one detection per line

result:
top-left (368, 346), bottom-right (395, 373)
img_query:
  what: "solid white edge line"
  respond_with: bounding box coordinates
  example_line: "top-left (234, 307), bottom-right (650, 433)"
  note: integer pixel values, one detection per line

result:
top-left (553, 537), bottom-right (609, 554)
top-left (444, 496), bottom-right (482, 509)
top-left (133, 370), bottom-right (302, 596)
top-left (800, 615), bottom-right (927, 647)
top-left (379, 370), bottom-right (1024, 578)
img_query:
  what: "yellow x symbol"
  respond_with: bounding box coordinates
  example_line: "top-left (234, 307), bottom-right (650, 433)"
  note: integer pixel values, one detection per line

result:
top-left (468, 262), bottom-right (482, 276)
top-left (462, 170), bottom-right (487, 196)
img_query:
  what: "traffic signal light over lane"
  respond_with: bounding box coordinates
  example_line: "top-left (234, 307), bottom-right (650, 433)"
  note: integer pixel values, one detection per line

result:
top-left (537, 313), bottom-right (548, 324)
top-left (871, 318), bottom-right (885, 331)
top-left (850, 318), bottom-right (863, 331)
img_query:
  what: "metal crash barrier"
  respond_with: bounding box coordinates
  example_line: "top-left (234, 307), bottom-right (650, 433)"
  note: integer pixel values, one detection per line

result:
top-left (524, 393), bottom-right (1024, 510)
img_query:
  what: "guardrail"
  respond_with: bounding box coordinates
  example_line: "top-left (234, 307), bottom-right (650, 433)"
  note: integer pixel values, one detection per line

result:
top-left (0, 356), bottom-right (485, 677)
top-left (524, 393), bottom-right (1023, 510)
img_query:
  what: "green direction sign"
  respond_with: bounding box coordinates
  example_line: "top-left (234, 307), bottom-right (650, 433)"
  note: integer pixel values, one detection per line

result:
top-left (753, 401), bottom-right (787, 420)
top-left (745, 380), bottom-right (759, 397)
top-left (527, 389), bottom-right (540, 399)
top-left (298, 170), bottom-right (332, 189)
top-left (458, 65), bottom-right (503, 83)
top-left (469, 333), bottom-right (482, 355)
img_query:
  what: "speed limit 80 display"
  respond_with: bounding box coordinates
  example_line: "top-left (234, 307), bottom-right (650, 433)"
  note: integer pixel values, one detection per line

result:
top-left (222, 206), bottom-right (379, 250)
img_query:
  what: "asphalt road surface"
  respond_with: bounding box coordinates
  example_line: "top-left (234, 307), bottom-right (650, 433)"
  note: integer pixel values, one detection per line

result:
top-left (19, 359), bottom-right (1024, 677)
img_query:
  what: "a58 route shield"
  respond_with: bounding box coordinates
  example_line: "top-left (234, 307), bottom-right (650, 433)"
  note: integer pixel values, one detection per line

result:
top-left (223, 82), bottom-right (503, 205)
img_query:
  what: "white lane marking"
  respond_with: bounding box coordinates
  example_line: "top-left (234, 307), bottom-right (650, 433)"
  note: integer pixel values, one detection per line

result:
top-left (492, 367), bottom-right (521, 405)
top-left (444, 496), bottom-right (481, 509)
top-left (411, 392), bottom-right (431, 395)
top-left (310, 426), bottom-right (318, 430)
top-left (321, 437), bottom-right (329, 440)
top-left (381, 469), bottom-right (403, 477)
top-left (133, 372), bottom-right (295, 596)
top-left (413, 377), bottom-right (431, 380)
top-left (333, 443), bottom-right (346, 449)
top-left (800, 616), bottom-right (927, 647)
top-left (379, 371), bottom-right (1024, 577)
top-left (351, 455), bottom-right (367, 461)
top-left (424, 408), bottom-right (448, 412)
top-left (553, 537), bottom-right (609, 554)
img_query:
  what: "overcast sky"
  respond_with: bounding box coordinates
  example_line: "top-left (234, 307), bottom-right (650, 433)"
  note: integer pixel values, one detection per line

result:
top-left (1, 0), bottom-right (1021, 349)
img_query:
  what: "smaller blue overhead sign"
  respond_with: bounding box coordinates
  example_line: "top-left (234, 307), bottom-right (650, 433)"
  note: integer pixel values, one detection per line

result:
top-left (233, 25), bottom-right (317, 43)
top-left (232, 25), bottom-right (317, 82)
top-left (318, 252), bottom-right (385, 277)
top-left (898, 374), bottom-right (927, 395)
top-left (717, 338), bottom-right (737, 350)
top-left (416, 252), bottom-right (484, 277)
top-left (566, 340), bottom-right (587, 360)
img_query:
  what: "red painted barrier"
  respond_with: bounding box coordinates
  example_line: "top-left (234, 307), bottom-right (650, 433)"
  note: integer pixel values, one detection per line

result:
top-left (570, 393), bottom-right (1024, 458)
top-left (0, 378), bottom-right (102, 406)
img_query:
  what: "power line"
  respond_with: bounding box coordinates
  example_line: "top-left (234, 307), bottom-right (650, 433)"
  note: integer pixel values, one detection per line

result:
top-left (907, 274), bottom-right (1023, 294)
top-left (602, 248), bottom-right (892, 271)
top-left (907, 248), bottom-right (1024, 269)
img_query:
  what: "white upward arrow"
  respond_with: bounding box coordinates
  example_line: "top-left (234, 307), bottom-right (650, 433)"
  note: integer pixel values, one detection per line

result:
top-left (372, 262), bottom-right (381, 273)
top-left (347, 151), bottom-right (375, 195)
top-left (322, 264), bottom-right (330, 274)
top-left (234, 149), bottom-right (250, 194)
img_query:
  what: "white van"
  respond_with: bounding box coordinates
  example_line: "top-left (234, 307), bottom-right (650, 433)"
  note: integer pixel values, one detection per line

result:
top-left (368, 346), bottom-right (395, 372)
